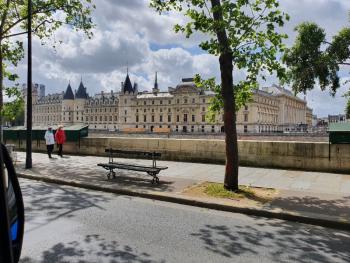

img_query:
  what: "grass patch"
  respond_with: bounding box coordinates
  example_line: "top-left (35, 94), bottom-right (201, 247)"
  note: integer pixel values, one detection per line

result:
top-left (183, 182), bottom-right (277, 204)
top-left (204, 183), bottom-right (256, 199)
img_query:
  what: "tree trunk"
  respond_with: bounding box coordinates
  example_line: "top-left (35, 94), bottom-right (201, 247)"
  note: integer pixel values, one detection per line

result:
top-left (211, 0), bottom-right (239, 191)
top-left (220, 53), bottom-right (239, 191)
top-left (0, 40), bottom-right (3, 142)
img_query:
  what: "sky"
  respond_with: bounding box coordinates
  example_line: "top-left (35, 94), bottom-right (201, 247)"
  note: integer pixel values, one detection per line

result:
top-left (11, 0), bottom-right (350, 117)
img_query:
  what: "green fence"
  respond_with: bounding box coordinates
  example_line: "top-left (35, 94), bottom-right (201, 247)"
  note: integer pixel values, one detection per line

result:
top-left (329, 123), bottom-right (350, 144)
top-left (4, 125), bottom-right (89, 145)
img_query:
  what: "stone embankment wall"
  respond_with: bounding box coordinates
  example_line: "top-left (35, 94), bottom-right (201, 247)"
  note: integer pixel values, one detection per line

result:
top-left (8, 137), bottom-right (350, 173)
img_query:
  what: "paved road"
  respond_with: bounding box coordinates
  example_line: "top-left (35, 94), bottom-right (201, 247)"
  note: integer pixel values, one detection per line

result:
top-left (19, 179), bottom-right (350, 263)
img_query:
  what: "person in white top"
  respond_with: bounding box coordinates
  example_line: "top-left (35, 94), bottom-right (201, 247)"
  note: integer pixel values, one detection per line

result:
top-left (44, 127), bottom-right (55, 158)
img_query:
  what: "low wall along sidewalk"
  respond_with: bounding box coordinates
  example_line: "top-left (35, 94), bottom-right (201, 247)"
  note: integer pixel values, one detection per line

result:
top-left (7, 137), bottom-right (350, 173)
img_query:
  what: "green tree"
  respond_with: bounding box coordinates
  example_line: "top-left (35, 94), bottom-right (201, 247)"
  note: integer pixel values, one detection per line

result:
top-left (346, 99), bottom-right (350, 119)
top-left (2, 84), bottom-right (24, 126)
top-left (283, 22), bottom-right (350, 95)
top-left (150, 0), bottom-right (288, 191)
top-left (0, 0), bottom-right (95, 129)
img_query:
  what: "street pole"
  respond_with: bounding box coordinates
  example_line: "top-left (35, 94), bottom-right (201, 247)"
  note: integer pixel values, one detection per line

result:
top-left (25, 0), bottom-right (32, 169)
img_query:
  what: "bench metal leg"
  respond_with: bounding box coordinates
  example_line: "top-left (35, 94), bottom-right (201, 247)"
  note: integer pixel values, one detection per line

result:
top-left (148, 172), bottom-right (160, 184)
top-left (107, 169), bottom-right (116, 180)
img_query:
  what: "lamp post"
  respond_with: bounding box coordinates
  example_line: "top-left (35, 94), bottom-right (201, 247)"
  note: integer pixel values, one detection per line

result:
top-left (25, 0), bottom-right (32, 169)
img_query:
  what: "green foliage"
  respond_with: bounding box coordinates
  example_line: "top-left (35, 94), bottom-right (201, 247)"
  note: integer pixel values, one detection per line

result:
top-left (150, 0), bottom-right (289, 116)
top-left (2, 86), bottom-right (24, 122)
top-left (0, 0), bottom-right (95, 120)
top-left (346, 99), bottom-right (350, 118)
top-left (283, 22), bottom-right (350, 95)
top-left (194, 73), bottom-right (254, 122)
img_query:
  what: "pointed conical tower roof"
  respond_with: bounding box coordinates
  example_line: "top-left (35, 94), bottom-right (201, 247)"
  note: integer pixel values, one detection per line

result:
top-left (63, 82), bottom-right (74, 100)
top-left (123, 70), bottom-right (134, 93)
top-left (76, 78), bottom-right (88, 99)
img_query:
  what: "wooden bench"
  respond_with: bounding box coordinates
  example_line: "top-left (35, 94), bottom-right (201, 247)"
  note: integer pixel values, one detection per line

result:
top-left (97, 149), bottom-right (168, 184)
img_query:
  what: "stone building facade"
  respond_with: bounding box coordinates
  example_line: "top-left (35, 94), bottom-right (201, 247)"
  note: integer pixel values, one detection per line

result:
top-left (25, 73), bottom-right (313, 133)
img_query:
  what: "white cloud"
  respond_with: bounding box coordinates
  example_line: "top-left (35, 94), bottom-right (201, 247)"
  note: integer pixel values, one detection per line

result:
top-left (9, 0), bottom-right (350, 116)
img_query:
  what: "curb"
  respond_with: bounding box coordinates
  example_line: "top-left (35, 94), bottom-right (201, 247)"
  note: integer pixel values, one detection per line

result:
top-left (18, 172), bottom-right (350, 232)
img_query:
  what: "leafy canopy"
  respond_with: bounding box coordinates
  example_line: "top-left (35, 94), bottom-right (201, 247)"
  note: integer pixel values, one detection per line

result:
top-left (283, 22), bottom-right (350, 95)
top-left (0, 0), bottom-right (95, 119)
top-left (150, 0), bottom-right (289, 119)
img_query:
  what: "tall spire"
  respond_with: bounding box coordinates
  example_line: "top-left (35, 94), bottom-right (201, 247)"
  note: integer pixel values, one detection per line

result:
top-left (154, 72), bottom-right (158, 90)
top-left (153, 72), bottom-right (159, 94)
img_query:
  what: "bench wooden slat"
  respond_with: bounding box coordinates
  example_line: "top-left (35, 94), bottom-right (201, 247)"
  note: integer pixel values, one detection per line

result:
top-left (108, 161), bottom-right (168, 170)
top-left (98, 163), bottom-right (161, 173)
top-left (105, 149), bottom-right (161, 158)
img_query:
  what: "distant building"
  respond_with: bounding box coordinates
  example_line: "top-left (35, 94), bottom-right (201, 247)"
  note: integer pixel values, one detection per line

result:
top-left (39, 84), bottom-right (45, 98)
top-left (328, 114), bottom-right (346, 123)
top-left (23, 73), bottom-right (313, 133)
top-left (312, 114), bottom-right (318, 127)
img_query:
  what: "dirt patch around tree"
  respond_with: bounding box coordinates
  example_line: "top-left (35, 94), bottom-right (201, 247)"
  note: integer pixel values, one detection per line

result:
top-left (182, 182), bottom-right (279, 208)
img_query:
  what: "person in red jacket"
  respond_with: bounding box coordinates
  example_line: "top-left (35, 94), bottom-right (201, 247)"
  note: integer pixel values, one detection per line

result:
top-left (55, 125), bottom-right (66, 157)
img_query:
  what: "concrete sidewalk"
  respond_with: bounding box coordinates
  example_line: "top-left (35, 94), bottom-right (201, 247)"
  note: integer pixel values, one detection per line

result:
top-left (15, 152), bottom-right (350, 230)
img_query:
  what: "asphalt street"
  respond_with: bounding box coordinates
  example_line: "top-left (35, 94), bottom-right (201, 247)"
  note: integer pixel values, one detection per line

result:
top-left (18, 179), bottom-right (350, 263)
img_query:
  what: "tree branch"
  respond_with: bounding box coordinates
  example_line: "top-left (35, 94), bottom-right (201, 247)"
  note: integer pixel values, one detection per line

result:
top-left (204, 1), bottom-right (213, 19)
top-left (2, 19), bottom-right (61, 39)
top-left (0, 0), bottom-right (11, 35)
top-left (2, 2), bottom-right (73, 37)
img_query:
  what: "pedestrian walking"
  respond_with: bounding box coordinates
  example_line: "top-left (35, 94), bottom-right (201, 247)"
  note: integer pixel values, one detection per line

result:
top-left (44, 126), bottom-right (55, 158)
top-left (55, 125), bottom-right (66, 157)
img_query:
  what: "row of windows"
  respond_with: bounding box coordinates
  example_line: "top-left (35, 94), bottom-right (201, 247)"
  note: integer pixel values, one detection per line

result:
top-left (62, 116), bottom-right (84, 122)
top-left (132, 125), bottom-right (222, 133)
top-left (135, 114), bottom-right (207, 123)
top-left (86, 99), bottom-right (117, 106)
top-left (257, 97), bottom-right (278, 106)
top-left (34, 106), bottom-right (61, 113)
top-left (135, 107), bottom-right (207, 113)
top-left (136, 98), bottom-right (207, 106)
top-left (85, 116), bottom-right (118, 122)
top-left (85, 108), bottom-right (118, 113)
top-left (34, 116), bottom-right (61, 122)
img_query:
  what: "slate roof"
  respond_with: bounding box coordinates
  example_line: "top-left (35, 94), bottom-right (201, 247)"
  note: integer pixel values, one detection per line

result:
top-left (63, 83), bottom-right (74, 100)
top-left (123, 74), bottom-right (134, 93)
top-left (75, 81), bottom-right (88, 99)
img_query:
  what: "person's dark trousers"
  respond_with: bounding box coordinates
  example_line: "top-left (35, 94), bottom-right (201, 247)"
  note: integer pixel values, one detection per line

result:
top-left (57, 144), bottom-right (63, 157)
top-left (47, 144), bottom-right (54, 158)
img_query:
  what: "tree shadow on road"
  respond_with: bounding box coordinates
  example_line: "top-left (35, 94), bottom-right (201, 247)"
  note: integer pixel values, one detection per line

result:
top-left (20, 180), bottom-right (112, 233)
top-left (20, 234), bottom-right (166, 263)
top-left (269, 195), bottom-right (350, 219)
top-left (191, 218), bottom-right (350, 262)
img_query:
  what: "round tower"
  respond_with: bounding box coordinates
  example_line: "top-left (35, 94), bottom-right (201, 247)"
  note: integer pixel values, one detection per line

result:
top-left (119, 71), bottom-right (137, 130)
top-left (74, 79), bottom-right (88, 124)
top-left (62, 82), bottom-right (75, 125)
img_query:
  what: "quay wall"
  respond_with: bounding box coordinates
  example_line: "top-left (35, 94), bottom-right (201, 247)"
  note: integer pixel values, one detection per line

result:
top-left (8, 137), bottom-right (350, 173)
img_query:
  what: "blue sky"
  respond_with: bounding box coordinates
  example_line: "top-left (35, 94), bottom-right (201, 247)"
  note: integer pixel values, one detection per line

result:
top-left (10, 0), bottom-right (350, 117)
